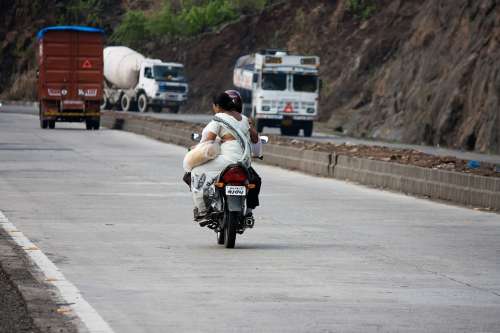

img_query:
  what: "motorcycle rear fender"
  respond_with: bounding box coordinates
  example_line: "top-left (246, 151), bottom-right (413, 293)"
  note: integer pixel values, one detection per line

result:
top-left (225, 195), bottom-right (245, 212)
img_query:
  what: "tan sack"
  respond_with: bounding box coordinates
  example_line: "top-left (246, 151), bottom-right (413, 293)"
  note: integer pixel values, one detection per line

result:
top-left (183, 141), bottom-right (221, 172)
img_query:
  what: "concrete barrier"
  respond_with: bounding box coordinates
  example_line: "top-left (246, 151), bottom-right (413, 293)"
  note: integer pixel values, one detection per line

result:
top-left (261, 144), bottom-right (331, 177)
top-left (2, 100), bottom-right (37, 107)
top-left (102, 112), bottom-right (500, 212)
top-left (334, 155), bottom-right (500, 211)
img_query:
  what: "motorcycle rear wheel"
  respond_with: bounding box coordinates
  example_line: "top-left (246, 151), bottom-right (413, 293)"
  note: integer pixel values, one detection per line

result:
top-left (224, 212), bottom-right (239, 248)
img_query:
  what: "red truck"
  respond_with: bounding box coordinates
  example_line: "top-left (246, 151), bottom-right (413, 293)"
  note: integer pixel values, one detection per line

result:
top-left (37, 26), bottom-right (104, 130)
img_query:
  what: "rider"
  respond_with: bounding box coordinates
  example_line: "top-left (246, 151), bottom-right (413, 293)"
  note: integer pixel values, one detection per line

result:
top-left (225, 90), bottom-right (262, 218)
top-left (189, 90), bottom-right (259, 221)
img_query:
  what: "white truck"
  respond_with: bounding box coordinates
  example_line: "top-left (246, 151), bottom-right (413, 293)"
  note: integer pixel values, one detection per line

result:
top-left (102, 46), bottom-right (188, 113)
top-left (233, 49), bottom-right (320, 136)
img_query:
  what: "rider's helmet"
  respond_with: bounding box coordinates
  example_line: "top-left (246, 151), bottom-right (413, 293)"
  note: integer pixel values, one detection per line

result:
top-left (225, 90), bottom-right (243, 113)
top-left (213, 90), bottom-right (242, 113)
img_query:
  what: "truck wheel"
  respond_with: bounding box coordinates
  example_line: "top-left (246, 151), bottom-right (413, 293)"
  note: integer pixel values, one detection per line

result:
top-left (115, 98), bottom-right (123, 111)
top-left (48, 120), bottom-right (56, 129)
top-left (169, 105), bottom-right (179, 114)
top-left (101, 96), bottom-right (110, 111)
top-left (255, 119), bottom-right (264, 133)
top-left (39, 108), bottom-right (48, 129)
top-left (92, 118), bottom-right (100, 130)
top-left (303, 121), bottom-right (313, 137)
top-left (40, 118), bottom-right (48, 129)
top-left (281, 126), bottom-right (299, 136)
top-left (152, 106), bottom-right (162, 113)
top-left (137, 93), bottom-right (149, 113)
top-left (85, 119), bottom-right (93, 130)
top-left (121, 94), bottom-right (132, 112)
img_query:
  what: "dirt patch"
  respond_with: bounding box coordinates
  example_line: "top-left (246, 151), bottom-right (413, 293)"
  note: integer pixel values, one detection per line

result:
top-left (0, 226), bottom-right (79, 333)
top-left (269, 135), bottom-right (500, 178)
top-left (0, 267), bottom-right (39, 333)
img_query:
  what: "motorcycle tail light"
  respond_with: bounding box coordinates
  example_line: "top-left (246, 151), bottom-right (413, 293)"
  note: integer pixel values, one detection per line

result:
top-left (222, 167), bottom-right (247, 184)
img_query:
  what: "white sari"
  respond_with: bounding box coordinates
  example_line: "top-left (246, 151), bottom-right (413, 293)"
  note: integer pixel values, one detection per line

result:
top-left (191, 113), bottom-right (252, 214)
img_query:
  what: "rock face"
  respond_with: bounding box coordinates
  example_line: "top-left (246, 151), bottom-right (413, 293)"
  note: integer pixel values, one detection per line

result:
top-left (0, 0), bottom-right (53, 97)
top-left (2, 0), bottom-right (499, 153)
top-left (155, 0), bottom-right (500, 154)
top-left (0, 0), bottom-right (123, 100)
top-left (324, 0), bottom-right (500, 154)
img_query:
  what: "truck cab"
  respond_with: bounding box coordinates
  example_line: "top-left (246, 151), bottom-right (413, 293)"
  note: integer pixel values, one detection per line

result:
top-left (102, 46), bottom-right (189, 114)
top-left (135, 60), bottom-right (188, 113)
top-left (234, 50), bottom-right (320, 137)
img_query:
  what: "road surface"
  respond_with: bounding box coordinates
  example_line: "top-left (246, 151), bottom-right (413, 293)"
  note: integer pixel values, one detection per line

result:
top-left (3, 103), bottom-right (500, 165)
top-left (0, 111), bottom-right (499, 332)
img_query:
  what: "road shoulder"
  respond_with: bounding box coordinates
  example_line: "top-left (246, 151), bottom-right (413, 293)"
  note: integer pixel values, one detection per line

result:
top-left (0, 223), bottom-right (79, 333)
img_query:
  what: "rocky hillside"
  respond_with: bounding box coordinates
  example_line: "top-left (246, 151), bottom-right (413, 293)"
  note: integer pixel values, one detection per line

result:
top-left (0, 0), bottom-right (126, 100)
top-left (1, 0), bottom-right (499, 153)
top-left (154, 0), bottom-right (500, 154)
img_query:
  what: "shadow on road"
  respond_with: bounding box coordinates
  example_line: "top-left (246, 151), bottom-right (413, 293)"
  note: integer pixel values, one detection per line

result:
top-left (199, 242), bottom-right (342, 251)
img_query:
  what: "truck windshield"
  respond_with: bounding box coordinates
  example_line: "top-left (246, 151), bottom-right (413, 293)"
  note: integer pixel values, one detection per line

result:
top-left (293, 74), bottom-right (318, 92)
top-left (262, 73), bottom-right (287, 91)
top-left (154, 66), bottom-right (185, 81)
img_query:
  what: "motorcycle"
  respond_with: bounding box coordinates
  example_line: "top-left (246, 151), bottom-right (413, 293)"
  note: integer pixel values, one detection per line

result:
top-left (189, 133), bottom-right (267, 248)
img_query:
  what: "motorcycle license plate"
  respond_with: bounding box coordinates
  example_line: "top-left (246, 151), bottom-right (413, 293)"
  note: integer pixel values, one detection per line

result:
top-left (225, 186), bottom-right (246, 196)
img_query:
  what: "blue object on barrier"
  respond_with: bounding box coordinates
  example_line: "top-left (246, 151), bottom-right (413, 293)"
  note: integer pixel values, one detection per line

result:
top-left (495, 166), bottom-right (500, 173)
top-left (467, 160), bottom-right (481, 169)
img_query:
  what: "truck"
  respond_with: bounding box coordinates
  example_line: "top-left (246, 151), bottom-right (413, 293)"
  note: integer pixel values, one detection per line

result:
top-left (233, 49), bottom-right (320, 137)
top-left (37, 26), bottom-right (104, 130)
top-left (101, 46), bottom-right (188, 113)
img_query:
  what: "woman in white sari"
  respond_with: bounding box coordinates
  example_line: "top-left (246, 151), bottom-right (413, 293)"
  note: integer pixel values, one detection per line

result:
top-left (190, 91), bottom-right (258, 220)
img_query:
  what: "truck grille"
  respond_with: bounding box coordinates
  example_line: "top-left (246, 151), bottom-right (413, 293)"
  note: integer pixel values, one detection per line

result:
top-left (160, 85), bottom-right (187, 93)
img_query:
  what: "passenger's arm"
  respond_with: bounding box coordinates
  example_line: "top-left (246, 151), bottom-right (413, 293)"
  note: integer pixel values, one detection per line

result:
top-left (202, 131), bottom-right (217, 142)
top-left (248, 118), bottom-right (259, 144)
top-left (201, 121), bottom-right (220, 143)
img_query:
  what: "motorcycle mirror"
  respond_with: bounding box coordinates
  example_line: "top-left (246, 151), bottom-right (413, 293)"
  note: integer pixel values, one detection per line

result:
top-left (191, 133), bottom-right (201, 142)
top-left (260, 135), bottom-right (269, 144)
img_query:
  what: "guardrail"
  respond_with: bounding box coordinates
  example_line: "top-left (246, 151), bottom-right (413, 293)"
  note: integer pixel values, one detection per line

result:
top-left (1, 101), bottom-right (38, 106)
top-left (102, 112), bottom-right (500, 212)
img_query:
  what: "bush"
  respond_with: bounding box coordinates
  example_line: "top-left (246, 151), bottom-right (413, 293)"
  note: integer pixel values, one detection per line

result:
top-left (147, 3), bottom-right (180, 38)
top-left (110, 11), bottom-right (151, 49)
top-left (57, 0), bottom-right (106, 26)
top-left (113, 0), bottom-right (267, 46)
top-left (347, 0), bottom-right (376, 20)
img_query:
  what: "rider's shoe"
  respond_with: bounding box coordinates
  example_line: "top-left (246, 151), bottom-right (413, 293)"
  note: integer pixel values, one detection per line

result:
top-left (193, 208), bottom-right (211, 224)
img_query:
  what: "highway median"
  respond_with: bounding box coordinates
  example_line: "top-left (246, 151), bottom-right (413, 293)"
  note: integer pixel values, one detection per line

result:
top-left (101, 111), bottom-right (500, 212)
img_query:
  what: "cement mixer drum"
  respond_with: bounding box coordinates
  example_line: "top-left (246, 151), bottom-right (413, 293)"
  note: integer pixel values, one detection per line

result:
top-left (103, 46), bottom-right (145, 89)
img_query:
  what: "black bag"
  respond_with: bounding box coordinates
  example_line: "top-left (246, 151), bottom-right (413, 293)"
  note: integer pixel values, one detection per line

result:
top-left (182, 172), bottom-right (191, 188)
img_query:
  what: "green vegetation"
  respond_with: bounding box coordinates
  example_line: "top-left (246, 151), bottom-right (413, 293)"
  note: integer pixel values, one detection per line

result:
top-left (56, 0), bottom-right (108, 26)
top-left (110, 11), bottom-right (150, 50)
top-left (347, 0), bottom-right (376, 20)
top-left (111, 0), bottom-right (268, 49)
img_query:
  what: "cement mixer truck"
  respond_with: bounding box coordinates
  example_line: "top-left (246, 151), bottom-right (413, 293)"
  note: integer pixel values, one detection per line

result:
top-left (102, 46), bottom-right (188, 113)
top-left (233, 49), bottom-right (320, 137)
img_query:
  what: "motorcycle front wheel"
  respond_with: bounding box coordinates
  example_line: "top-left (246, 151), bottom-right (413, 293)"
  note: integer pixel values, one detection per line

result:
top-left (224, 212), bottom-right (239, 248)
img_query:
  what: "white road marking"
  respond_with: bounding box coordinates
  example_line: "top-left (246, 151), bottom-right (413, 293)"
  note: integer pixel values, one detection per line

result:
top-left (0, 210), bottom-right (115, 333)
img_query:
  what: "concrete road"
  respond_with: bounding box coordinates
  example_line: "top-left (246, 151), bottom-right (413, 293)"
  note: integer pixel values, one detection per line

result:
top-left (1, 112), bottom-right (500, 332)
top-left (3, 103), bottom-right (499, 165)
